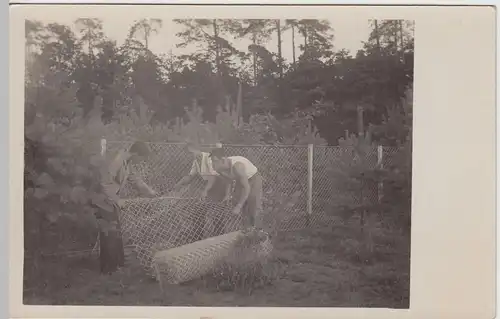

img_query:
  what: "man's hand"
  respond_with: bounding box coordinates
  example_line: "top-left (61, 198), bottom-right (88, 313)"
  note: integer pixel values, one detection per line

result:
top-left (200, 190), bottom-right (208, 200)
top-left (222, 194), bottom-right (231, 204)
top-left (145, 187), bottom-right (157, 198)
top-left (172, 183), bottom-right (181, 192)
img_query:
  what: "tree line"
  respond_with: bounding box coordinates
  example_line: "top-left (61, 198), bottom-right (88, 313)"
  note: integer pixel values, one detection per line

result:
top-left (25, 18), bottom-right (414, 145)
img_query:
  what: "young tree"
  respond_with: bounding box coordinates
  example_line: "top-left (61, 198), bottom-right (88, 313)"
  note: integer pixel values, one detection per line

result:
top-left (73, 18), bottom-right (107, 116)
top-left (127, 18), bottom-right (163, 52)
top-left (93, 40), bottom-right (131, 123)
top-left (74, 18), bottom-right (106, 64)
top-left (295, 19), bottom-right (334, 61)
top-left (174, 19), bottom-right (245, 121)
top-left (233, 19), bottom-right (274, 85)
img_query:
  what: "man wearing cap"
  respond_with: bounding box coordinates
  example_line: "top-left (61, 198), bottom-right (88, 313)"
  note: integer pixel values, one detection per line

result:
top-left (172, 142), bottom-right (229, 201)
top-left (172, 143), bottom-right (231, 238)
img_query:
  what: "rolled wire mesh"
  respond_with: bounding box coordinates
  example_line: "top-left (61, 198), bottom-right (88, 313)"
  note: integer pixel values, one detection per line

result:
top-left (153, 230), bottom-right (243, 285)
top-left (118, 197), bottom-right (241, 271)
top-left (153, 230), bottom-right (274, 287)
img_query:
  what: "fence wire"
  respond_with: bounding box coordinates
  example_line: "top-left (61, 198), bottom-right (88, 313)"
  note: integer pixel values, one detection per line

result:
top-left (118, 197), bottom-right (241, 271)
top-left (101, 141), bottom-right (400, 274)
top-left (313, 146), bottom-right (380, 222)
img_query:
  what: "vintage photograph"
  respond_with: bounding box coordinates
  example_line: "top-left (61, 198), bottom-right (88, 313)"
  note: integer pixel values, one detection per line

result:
top-left (24, 15), bottom-right (414, 308)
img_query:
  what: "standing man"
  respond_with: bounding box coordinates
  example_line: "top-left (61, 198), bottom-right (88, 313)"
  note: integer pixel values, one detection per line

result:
top-left (209, 148), bottom-right (263, 231)
top-left (101, 141), bottom-right (157, 202)
top-left (96, 141), bottom-right (157, 274)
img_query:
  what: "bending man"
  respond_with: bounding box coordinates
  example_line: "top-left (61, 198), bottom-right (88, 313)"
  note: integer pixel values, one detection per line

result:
top-left (209, 148), bottom-right (263, 230)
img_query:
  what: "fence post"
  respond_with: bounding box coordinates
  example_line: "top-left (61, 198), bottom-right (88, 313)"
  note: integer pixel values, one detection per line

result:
top-left (307, 144), bottom-right (314, 227)
top-left (101, 138), bottom-right (107, 157)
top-left (377, 145), bottom-right (383, 203)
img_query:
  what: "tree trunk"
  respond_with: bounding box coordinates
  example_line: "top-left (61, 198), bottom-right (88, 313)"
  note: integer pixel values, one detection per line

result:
top-left (276, 19), bottom-right (284, 110)
top-left (291, 25), bottom-right (296, 65)
top-left (277, 19), bottom-right (283, 80)
top-left (374, 20), bottom-right (381, 51)
top-left (399, 20), bottom-right (405, 63)
top-left (393, 22), bottom-right (399, 53)
top-left (252, 34), bottom-right (257, 86)
top-left (213, 19), bottom-right (221, 77)
top-left (399, 20), bottom-right (404, 50)
top-left (303, 29), bottom-right (308, 56)
top-left (98, 205), bottom-right (125, 274)
top-left (87, 31), bottom-right (93, 68)
top-left (357, 105), bottom-right (364, 137)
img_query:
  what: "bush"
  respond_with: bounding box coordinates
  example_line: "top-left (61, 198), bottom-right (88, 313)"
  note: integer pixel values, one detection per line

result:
top-left (317, 86), bottom-right (412, 254)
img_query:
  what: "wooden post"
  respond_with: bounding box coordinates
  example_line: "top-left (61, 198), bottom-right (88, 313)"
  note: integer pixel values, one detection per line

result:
top-left (236, 80), bottom-right (243, 127)
top-left (100, 138), bottom-right (107, 157)
top-left (377, 145), bottom-right (384, 203)
top-left (307, 144), bottom-right (314, 227)
top-left (357, 105), bottom-right (364, 137)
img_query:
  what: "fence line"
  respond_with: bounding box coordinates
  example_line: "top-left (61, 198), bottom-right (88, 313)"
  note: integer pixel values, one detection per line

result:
top-left (26, 140), bottom-right (400, 265)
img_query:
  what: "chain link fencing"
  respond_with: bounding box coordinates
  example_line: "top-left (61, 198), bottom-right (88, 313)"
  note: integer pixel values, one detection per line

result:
top-left (312, 146), bottom-right (380, 221)
top-left (103, 141), bottom-right (400, 273)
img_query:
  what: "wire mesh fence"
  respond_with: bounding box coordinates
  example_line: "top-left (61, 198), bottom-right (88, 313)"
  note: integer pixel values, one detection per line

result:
top-left (91, 141), bottom-right (401, 273)
top-left (312, 145), bottom-right (381, 221)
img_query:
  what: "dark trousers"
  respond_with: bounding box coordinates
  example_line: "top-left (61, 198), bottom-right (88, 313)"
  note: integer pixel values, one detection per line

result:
top-left (193, 176), bottom-right (228, 241)
top-left (96, 202), bottom-right (125, 274)
top-left (233, 172), bottom-right (264, 230)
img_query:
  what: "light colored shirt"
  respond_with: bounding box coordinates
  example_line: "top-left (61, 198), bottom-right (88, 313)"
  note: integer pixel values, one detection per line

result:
top-left (101, 149), bottom-right (148, 200)
top-left (189, 152), bottom-right (219, 181)
top-left (228, 156), bottom-right (258, 180)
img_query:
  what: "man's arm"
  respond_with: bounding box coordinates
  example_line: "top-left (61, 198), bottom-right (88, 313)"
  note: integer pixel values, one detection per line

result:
top-left (224, 181), bottom-right (232, 201)
top-left (174, 159), bottom-right (199, 190)
top-left (233, 162), bottom-right (251, 208)
top-left (100, 154), bottom-right (123, 203)
top-left (129, 167), bottom-right (156, 197)
top-left (173, 174), bottom-right (195, 190)
top-left (201, 175), bottom-right (216, 196)
top-left (101, 182), bottom-right (121, 203)
top-left (217, 170), bottom-right (233, 181)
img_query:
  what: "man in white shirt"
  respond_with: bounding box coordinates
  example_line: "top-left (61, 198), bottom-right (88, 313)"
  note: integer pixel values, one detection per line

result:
top-left (209, 148), bottom-right (263, 230)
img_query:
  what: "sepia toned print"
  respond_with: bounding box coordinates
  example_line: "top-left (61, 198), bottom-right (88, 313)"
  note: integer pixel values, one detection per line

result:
top-left (23, 15), bottom-right (413, 307)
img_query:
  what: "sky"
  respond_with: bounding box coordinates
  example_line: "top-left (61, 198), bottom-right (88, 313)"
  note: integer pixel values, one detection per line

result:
top-left (40, 17), bottom-right (372, 62)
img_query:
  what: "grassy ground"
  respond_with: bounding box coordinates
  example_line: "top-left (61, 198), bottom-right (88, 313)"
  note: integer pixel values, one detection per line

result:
top-left (23, 221), bottom-right (410, 308)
